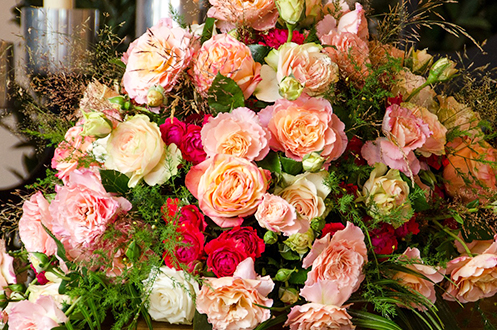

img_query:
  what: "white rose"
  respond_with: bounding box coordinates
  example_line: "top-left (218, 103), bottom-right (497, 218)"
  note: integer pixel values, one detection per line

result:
top-left (145, 266), bottom-right (199, 325)
top-left (28, 274), bottom-right (71, 309)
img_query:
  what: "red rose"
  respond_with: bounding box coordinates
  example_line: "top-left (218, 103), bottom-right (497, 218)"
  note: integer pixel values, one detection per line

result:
top-left (159, 117), bottom-right (187, 147)
top-left (162, 199), bottom-right (207, 232)
top-left (164, 222), bottom-right (205, 273)
top-left (370, 223), bottom-right (398, 255)
top-left (320, 222), bottom-right (345, 238)
top-left (395, 217), bottom-right (420, 238)
top-left (218, 226), bottom-right (265, 259)
top-left (205, 237), bottom-right (250, 277)
top-left (181, 124), bottom-right (207, 165)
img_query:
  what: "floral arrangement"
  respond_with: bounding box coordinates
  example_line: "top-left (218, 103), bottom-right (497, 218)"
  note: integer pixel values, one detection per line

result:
top-left (1, 0), bottom-right (497, 329)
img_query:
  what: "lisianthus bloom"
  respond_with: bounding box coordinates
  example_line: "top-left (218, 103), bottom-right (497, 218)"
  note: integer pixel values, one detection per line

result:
top-left (164, 222), bottom-right (205, 273)
top-left (392, 247), bottom-right (444, 310)
top-left (259, 95), bottom-right (347, 162)
top-left (196, 258), bottom-right (274, 330)
top-left (7, 296), bottom-right (68, 330)
top-left (122, 18), bottom-right (193, 105)
top-left (27, 273), bottom-right (70, 309)
top-left (192, 34), bottom-right (261, 99)
top-left (303, 222), bottom-right (367, 293)
top-left (201, 107), bottom-right (271, 161)
top-left (185, 154), bottom-right (270, 228)
top-left (443, 235), bottom-right (497, 303)
top-left (145, 266), bottom-right (199, 325)
top-left (443, 137), bottom-right (497, 202)
top-left (105, 114), bottom-right (182, 187)
top-left (0, 239), bottom-right (16, 294)
top-left (207, 0), bottom-right (278, 31)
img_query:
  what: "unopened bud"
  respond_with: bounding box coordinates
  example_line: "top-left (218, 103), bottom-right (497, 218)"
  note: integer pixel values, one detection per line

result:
top-left (302, 152), bottom-right (325, 172)
top-left (428, 58), bottom-right (457, 84)
top-left (264, 230), bottom-right (278, 245)
top-left (147, 85), bottom-right (165, 107)
top-left (274, 268), bottom-right (295, 282)
top-left (279, 76), bottom-right (303, 101)
top-left (279, 287), bottom-right (299, 304)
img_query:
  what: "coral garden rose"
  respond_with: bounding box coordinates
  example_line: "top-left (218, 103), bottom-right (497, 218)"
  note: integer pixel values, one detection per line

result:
top-left (196, 258), bottom-right (274, 330)
top-left (0, 239), bottom-right (16, 294)
top-left (122, 19), bottom-right (193, 104)
top-left (201, 107), bottom-right (270, 161)
top-left (145, 266), bottom-right (199, 324)
top-left (392, 247), bottom-right (444, 310)
top-left (443, 236), bottom-right (497, 303)
top-left (7, 295), bottom-right (68, 330)
top-left (192, 34), bottom-right (261, 99)
top-left (255, 193), bottom-right (309, 236)
top-left (443, 137), bottom-right (497, 202)
top-left (285, 303), bottom-right (355, 330)
top-left (19, 192), bottom-right (57, 256)
top-left (106, 114), bottom-right (182, 187)
top-left (207, 0), bottom-right (278, 31)
top-left (185, 154), bottom-right (270, 228)
top-left (259, 95), bottom-right (347, 162)
top-left (303, 222), bottom-right (367, 293)
top-left (50, 170), bottom-right (132, 252)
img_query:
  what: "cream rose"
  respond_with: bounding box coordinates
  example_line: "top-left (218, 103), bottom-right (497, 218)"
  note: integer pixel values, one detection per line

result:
top-left (185, 154), bottom-right (270, 228)
top-left (201, 107), bottom-right (271, 161)
top-left (105, 114), bottom-right (181, 187)
top-left (28, 273), bottom-right (71, 309)
top-left (145, 266), bottom-right (199, 325)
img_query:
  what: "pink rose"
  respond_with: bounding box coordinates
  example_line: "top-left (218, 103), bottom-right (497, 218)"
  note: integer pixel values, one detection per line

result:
top-left (285, 303), bottom-right (355, 330)
top-left (8, 296), bottom-right (68, 330)
top-left (392, 248), bottom-right (444, 310)
top-left (207, 0), bottom-right (278, 31)
top-left (52, 125), bottom-right (96, 182)
top-left (259, 95), bottom-right (347, 162)
top-left (0, 239), bottom-right (16, 293)
top-left (159, 117), bottom-right (187, 147)
top-left (50, 170), bottom-right (132, 253)
top-left (320, 31), bottom-right (370, 83)
top-left (181, 124), bottom-right (207, 165)
top-left (303, 222), bottom-right (367, 293)
top-left (19, 192), bottom-right (57, 256)
top-left (201, 107), bottom-right (271, 161)
top-left (316, 3), bottom-right (368, 41)
top-left (185, 154), bottom-right (270, 228)
top-left (196, 258), bottom-right (274, 330)
top-left (443, 137), bottom-right (497, 202)
top-left (192, 34), bottom-right (261, 99)
top-left (255, 193), bottom-right (309, 236)
top-left (122, 21), bottom-right (193, 104)
top-left (443, 236), bottom-right (497, 303)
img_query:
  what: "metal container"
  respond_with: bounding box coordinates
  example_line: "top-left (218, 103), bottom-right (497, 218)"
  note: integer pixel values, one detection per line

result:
top-left (0, 41), bottom-right (14, 110)
top-left (136, 0), bottom-right (207, 35)
top-left (22, 8), bottom-right (99, 75)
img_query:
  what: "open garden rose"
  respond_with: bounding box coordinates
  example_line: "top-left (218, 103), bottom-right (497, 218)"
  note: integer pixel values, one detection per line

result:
top-left (145, 266), bottom-right (199, 324)
top-left (7, 296), bottom-right (68, 330)
top-left (259, 95), bottom-right (347, 162)
top-left (192, 34), bottom-right (261, 99)
top-left (185, 154), bottom-right (270, 228)
top-left (201, 107), bottom-right (271, 161)
top-left (105, 114), bottom-right (182, 187)
top-left (122, 19), bottom-right (193, 104)
top-left (207, 0), bottom-right (278, 31)
top-left (285, 303), bottom-right (355, 330)
top-left (18, 192), bottom-right (56, 256)
top-left (316, 2), bottom-right (368, 41)
top-left (196, 258), bottom-right (274, 330)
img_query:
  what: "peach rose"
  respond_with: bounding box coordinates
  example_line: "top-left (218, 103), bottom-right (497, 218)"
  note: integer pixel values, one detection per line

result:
top-left (192, 34), bottom-right (261, 99)
top-left (443, 137), bottom-right (497, 202)
top-left (436, 95), bottom-right (480, 133)
top-left (51, 125), bottom-right (96, 182)
top-left (122, 20), bottom-right (193, 104)
top-left (207, 0), bottom-right (278, 31)
top-left (443, 236), bottom-right (497, 303)
top-left (196, 258), bottom-right (274, 330)
top-left (302, 222), bottom-right (367, 293)
top-left (392, 247), bottom-right (444, 310)
top-left (402, 102), bottom-right (447, 157)
top-left (201, 107), bottom-right (271, 161)
top-left (320, 31), bottom-right (370, 83)
top-left (275, 171), bottom-right (331, 223)
top-left (391, 70), bottom-right (436, 110)
top-left (7, 296), bottom-right (67, 330)
top-left (50, 170), bottom-right (132, 252)
top-left (105, 114), bottom-right (181, 187)
top-left (255, 193), bottom-right (309, 236)
top-left (285, 303), bottom-right (355, 330)
top-left (0, 239), bottom-right (16, 294)
top-left (259, 95), bottom-right (347, 162)
top-left (19, 192), bottom-right (57, 256)
top-left (185, 154), bottom-right (270, 228)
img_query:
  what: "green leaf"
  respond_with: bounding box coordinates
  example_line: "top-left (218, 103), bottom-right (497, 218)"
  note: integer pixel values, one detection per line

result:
top-left (100, 169), bottom-right (130, 195)
top-left (288, 268), bottom-right (310, 285)
top-left (207, 73), bottom-right (245, 114)
top-left (254, 312), bottom-right (288, 330)
top-left (280, 156), bottom-right (303, 175)
top-left (109, 58), bottom-right (126, 69)
top-left (278, 243), bottom-right (301, 261)
top-left (42, 223), bottom-right (68, 263)
top-left (80, 304), bottom-right (96, 330)
top-left (349, 310), bottom-right (403, 330)
top-left (248, 44), bottom-right (271, 64)
top-left (193, 310), bottom-right (213, 330)
top-left (256, 151), bottom-right (281, 174)
top-left (59, 279), bottom-right (68, 294)
top-left (201, 17), bottom-right (215, 44)
top-left (125, 240), bottom-right (140, 262)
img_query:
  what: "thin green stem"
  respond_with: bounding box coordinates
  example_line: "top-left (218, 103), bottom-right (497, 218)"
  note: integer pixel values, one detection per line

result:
top-left (65, 296), bottom-right (83, 316)
top-left (433, 219), bottom-right (473, 257)
top-left (405, 81), bottom-right (430, 102)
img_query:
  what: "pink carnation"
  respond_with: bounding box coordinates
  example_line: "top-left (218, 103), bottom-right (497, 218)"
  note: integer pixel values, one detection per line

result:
top-left (285, 303), bottom-right (355, 330)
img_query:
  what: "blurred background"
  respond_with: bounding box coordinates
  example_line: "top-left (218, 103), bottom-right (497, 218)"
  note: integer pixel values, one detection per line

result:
top-left (1, 0), bottom-right (497, 201)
